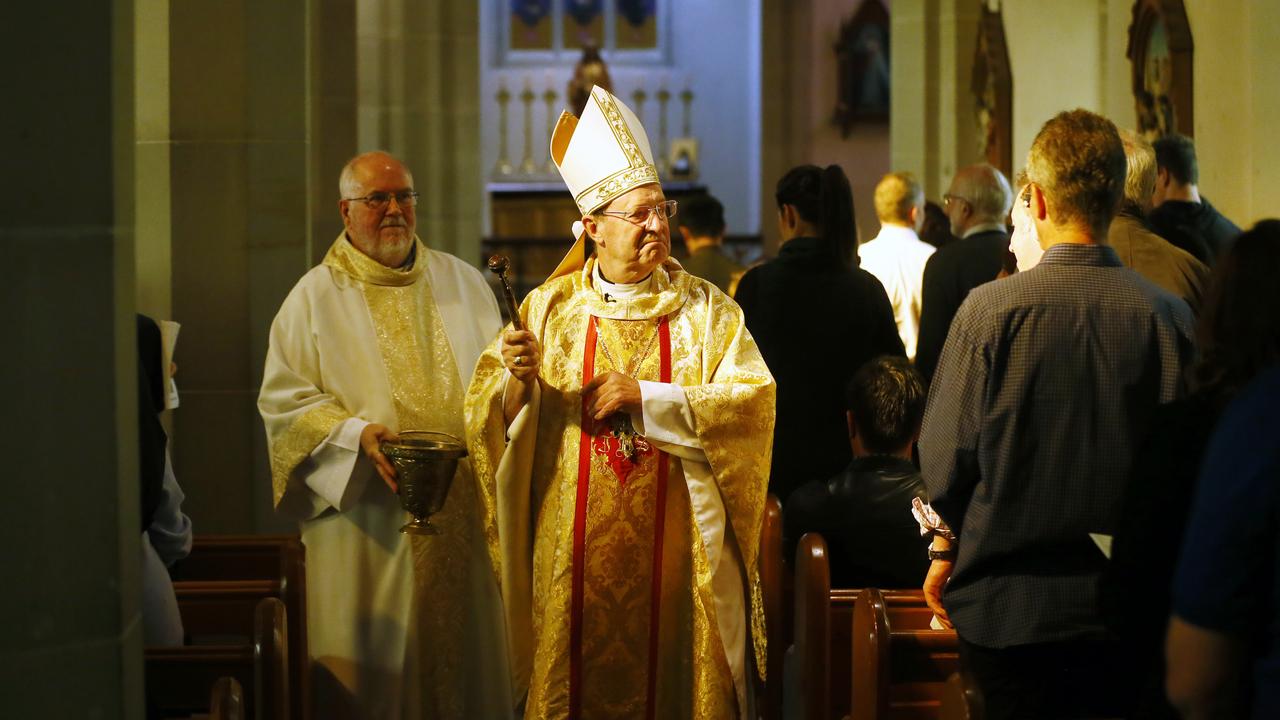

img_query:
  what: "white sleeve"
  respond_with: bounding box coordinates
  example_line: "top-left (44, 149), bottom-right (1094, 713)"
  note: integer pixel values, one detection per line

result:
top-left (146, 451), bottom-right (193, 567)
top-left (294, 416), bottom-right (375, 512)
top-left (630, 380), bottom-right (707, 463)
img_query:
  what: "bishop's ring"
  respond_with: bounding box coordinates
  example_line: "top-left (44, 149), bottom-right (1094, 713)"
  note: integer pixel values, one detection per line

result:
top-left (514, 355), bottom-right (525, 367)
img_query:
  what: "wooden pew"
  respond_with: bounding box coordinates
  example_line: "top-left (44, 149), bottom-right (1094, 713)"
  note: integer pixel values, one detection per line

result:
top-left (170, 535), bottom-right (307, 719)
top-left (146, 597), bottom-right (288, 720)
top-left (850, 588), bottom-right (960, 720)
top-left (791, 532), bottom-right (861, 720)
top-left (758, 493), bottom-right (789, 720)
top-left (209, 676), bottom-right (246, 720)
top-left (938, 671), bottom-right (984, 720)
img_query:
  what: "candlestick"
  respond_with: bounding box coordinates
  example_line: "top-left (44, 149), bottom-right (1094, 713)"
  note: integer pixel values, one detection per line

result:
top-left (655, 83), bottom-right (671, 176)
top-left (492, 81), bottom-right (514, 177)
top-left (519, 78), bottom-right (537, 176)
top-left (542, 83), bottom-right (559, 175)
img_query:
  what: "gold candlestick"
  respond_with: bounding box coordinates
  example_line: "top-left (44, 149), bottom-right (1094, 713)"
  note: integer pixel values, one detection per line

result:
top-left (519, 81), bottom-right (538, 176)
top-left (542, 85), bottom-right (559, 175)
top-left (631, 87), bottom-right (648, 128)
top-left (680, 87), bottom-right (694, 138)
top-left (493, 83), bottom-right (514, 177)
top-left (655, 86), bottom-right (671, 176)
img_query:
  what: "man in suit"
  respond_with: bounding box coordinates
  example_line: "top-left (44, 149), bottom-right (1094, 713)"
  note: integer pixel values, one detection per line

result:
top-left (915, 164), bottom-right (1014, 382)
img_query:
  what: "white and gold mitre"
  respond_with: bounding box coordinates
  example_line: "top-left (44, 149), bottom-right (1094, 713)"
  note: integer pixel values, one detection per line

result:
top-left (551, 85), bottom-right (659, 215)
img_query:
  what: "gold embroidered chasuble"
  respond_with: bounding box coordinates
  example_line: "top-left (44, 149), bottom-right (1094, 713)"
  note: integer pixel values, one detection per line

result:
top-left (259, 235), bottom-right (510, 718)
top-left (465, 259), bottom-right (776, 719)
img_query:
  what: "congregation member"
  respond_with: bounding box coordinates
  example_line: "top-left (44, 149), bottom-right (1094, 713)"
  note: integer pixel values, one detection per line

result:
top-left (1166, 361), bottom-right (1280, 720)
top-left (258, 151), bottom-right (511, 718)
top-left (1008, 172), bottom-right (1045, 272)
top-left (859, 171), bottom-right (935, 361)
top-left (466, 86), bottom-right (775, 719)
top-left (783, 355), bottom-right (929, 589)
top-left (676, 193), bottom-right (744, 295)
top-left (919, 109), bottom-right (1196, 719)
top-left (915, 163), bottom-right (1014, 382)
top-left (1150, 132), bottom-right (1241, 265)
top-left (1109, 129), bottom-right (1210, 314)
top-left (735, 164), bottom-right (903, 501)
top-left (1104, 219), bottom-right (1280, 718)
top-left (918, 199), bottom-right (958, 250)
top-left (136, 315), bottom-right (192, 648)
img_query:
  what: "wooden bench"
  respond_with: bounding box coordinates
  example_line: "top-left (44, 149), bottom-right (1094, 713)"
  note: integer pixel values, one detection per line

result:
top-left (850, 587), bottom-right (959, 720)
top-left (170, 535), bottom-right (307, 719)
top-left (758, 493), bottom-right (790, 720)
top-left (209, 676), bottom-right (246, 720)
top-left (938, 671), bottom-right (984, 720)
top-left (146, 596), bottom-right (288, 720)
top-left (791, 531), bottom-right (861, 720)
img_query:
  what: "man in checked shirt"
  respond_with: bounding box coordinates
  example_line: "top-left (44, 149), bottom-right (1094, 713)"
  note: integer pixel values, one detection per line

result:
top-left (918, 109), bottom-right (1196, 720)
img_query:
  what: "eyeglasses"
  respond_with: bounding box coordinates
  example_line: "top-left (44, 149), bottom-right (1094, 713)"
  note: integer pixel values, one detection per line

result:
top-left (599, 200), bottom-right (678, 226)
top-left (942, 194), bottom-right (968, 208)
top-left (344, 190), bottom-right (420, 211)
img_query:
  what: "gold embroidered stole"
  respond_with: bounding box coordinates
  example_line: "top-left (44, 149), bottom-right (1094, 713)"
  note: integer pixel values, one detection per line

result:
top-left (324, 236), bottom-right (478, 718)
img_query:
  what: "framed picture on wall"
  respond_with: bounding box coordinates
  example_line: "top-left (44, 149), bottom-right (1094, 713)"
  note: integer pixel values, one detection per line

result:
top-left (972, 3), bottom-right (1012, 178)
top-left (498, 0), bottom-right (671, 65)
top-left (833, 0), bottom-right (891, 135)
top-left (1127, 0), bottom-right (1194, 139)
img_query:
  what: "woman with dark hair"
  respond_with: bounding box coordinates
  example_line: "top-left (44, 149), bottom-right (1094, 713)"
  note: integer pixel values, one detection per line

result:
top-left (735, 164), bottom-right (904, 501)
top-left (1103, 219), bottom-right (1280, 718)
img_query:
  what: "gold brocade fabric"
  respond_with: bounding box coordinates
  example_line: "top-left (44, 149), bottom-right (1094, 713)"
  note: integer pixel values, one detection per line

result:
top-left (464, 259), bottom-right (776, 719)
top-left (323, 236), bottom-right (479, 718)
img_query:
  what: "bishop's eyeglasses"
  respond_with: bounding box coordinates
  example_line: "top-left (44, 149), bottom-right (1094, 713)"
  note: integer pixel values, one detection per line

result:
top-left (344, 190), bottom-right (420, 211)
top-left (599, 200), bottom-right (678, 226)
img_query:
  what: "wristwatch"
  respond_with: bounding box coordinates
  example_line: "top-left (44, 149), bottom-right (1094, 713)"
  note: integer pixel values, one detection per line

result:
top-left (928, 547), bottom-right (957, 562)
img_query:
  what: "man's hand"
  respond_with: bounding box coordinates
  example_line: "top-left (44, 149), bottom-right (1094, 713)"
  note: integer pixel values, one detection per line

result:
top-left (583, 371), bottom-right (642, 420)
top-left (360, 423), bottom-right (400, 493)
top-left (923, 559), bottom-right (954, 628)
top-left (501, 329), bottom-right (543, 384)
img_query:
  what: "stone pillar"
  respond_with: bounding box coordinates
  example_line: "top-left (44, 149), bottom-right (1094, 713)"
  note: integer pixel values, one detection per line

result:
top-left (157, 0), bottom-right (355, 534)
top-left (358, 0), bottom-right (483, 264)
top-left (0, 0), bottom-right (143, 715)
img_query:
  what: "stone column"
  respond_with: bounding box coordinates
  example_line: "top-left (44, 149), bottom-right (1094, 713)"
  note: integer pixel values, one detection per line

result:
top-left (0, 0), bottom-right (143, 715)
top-left (358, 0), bottom-right (483, 264)
top-left (158, 0), bottom-right (355, 534)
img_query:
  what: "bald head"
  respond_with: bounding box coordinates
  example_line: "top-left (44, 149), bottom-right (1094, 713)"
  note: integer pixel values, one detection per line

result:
top-left (338, 151), bottom-right (417, 267)
top-left (340, 151), bottom-right (414, 199)
top-left (944, 163), bottom-right (1013, 236)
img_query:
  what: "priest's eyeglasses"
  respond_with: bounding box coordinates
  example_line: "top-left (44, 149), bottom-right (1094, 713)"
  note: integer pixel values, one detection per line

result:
top-left (344, 190), bottom-right (420, 211)
top-left (600, 200), bottom-right (678, 226)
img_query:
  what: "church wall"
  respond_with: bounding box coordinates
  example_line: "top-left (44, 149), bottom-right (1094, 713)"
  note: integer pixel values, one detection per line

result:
top-left (1, 0), bottom-right (144, 714)
top-left (802, 0), bottom-right (894, 245)
top-left (477, 0), bottom-right (763, 236)
top-left (1184, 0), bottom-right (1279, 228)
top-left (997, 0), bottom-right (1275, 228)
top-left (134, 0), bottom-right (358, 536)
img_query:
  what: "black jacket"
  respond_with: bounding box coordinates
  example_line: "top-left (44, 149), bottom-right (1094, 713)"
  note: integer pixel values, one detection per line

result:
top-left (735, 236), bottom-right (904, 500)
top-left (1148, 197), bottom-right (1241, 266)
top-left (915, 228), bottom-right (1010, 383)
top-left (783, 455), bottom-right (930, 588)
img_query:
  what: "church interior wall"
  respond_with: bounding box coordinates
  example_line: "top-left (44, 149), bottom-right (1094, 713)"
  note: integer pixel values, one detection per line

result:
top-left (3, 0), bottom-right (145, 714)
top-left (477, 0), bottom-right (762, 237)
top-left (801, 0), bottom-right (893, 245)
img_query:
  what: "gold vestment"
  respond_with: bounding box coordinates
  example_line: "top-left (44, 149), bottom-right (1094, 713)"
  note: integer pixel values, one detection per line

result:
top-left (466, 259), bottom-right (775, 719)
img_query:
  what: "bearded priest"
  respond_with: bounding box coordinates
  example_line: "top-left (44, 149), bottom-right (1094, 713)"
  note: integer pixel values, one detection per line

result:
top-left (258, 151), bottom-right (512, 719)
top-left (465, 86), bottom-right (776, 719)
